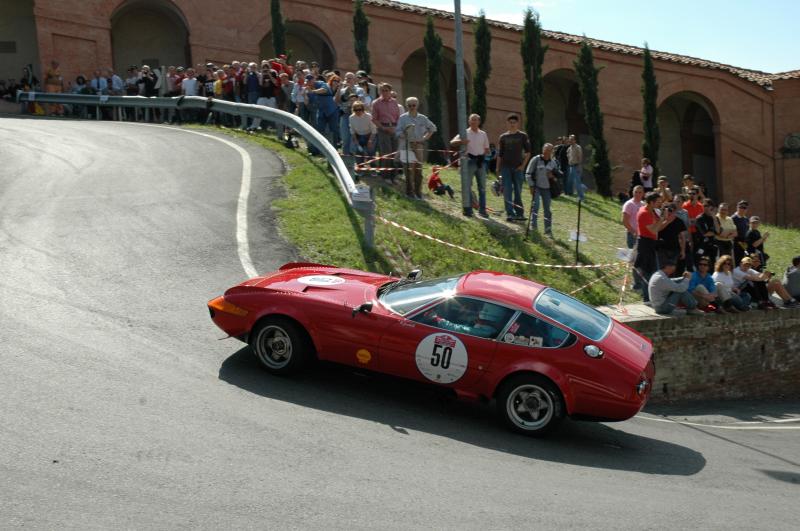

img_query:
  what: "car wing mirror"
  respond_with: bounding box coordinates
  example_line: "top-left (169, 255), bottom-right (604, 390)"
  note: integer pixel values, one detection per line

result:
top-left (407, 269), bottom-right (422, 280)
top-left (352, 301), bottom-right (373, 318)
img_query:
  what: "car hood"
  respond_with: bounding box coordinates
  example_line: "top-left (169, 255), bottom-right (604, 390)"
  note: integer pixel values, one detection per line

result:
top-left (243, 264), bottom-right (395, 307)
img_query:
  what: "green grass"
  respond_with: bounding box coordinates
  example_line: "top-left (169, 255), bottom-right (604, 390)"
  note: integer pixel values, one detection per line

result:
top-left (199, 126), bottom-right (800, 305)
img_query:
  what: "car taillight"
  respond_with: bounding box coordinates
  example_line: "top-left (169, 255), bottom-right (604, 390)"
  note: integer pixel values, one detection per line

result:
top-left (208, 296), bottom-right (249, 317)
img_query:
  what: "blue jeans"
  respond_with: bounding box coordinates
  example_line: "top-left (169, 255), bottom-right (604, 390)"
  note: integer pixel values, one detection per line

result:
top-left (655, 290), bottom-right (698, 315)
top-left (567, 164), bottom-right (584, 200)
top-left (501, 167), bottom-right (524, 217)
top-left (532, 187), bottom-right (552, 233)
top-left (626, 231), bottom-right (636, 249)
top-left (467, 159), bottom-right (487, 214)
top-left (339, 114), bottom-right (352, 155)
top-left (317, 110), bottom-right (339, 146)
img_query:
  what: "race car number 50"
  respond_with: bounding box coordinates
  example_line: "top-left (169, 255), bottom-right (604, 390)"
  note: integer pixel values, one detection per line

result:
top-left (415, 333), bottom-right (468, 384)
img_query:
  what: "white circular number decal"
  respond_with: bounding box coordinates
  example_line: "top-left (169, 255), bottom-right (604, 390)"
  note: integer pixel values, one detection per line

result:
top-left (297, 275), bottom-right (345, 286)
top-left (415, 333), bottom-right (468, 384)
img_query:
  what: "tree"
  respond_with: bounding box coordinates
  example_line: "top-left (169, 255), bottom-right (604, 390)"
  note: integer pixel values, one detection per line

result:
top-left (471, 11), bottom-right (491, 120)
top-left (641, 44), bottom-right (660, 172)
top-left (520, 8), bottom-right (547, 151)
top-left (424, 16), bottom-right (446, 163)
top-left (271, 0), bottom-right (286, 57)
top-left (574, 39), bottom-right (612, 197)
top-left (353, 0), bottom-right (372, 73)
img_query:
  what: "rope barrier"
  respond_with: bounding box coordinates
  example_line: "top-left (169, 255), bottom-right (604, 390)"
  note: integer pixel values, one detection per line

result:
top-left (376, 215), bottom-right (624, 270)
top-left (568, 264), bottom-right (627, 295)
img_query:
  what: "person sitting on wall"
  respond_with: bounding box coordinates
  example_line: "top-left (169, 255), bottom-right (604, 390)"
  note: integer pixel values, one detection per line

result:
top-left (648, 254), bottom-right (703, 316)
top-left (748, 255), bottom-right (799, 308)
top-left (688, 257), bottom-right (724, 312)
top-left (783, 256), bottom-right (800, 300)
top-left (712, 255), bottom-right (751, 312)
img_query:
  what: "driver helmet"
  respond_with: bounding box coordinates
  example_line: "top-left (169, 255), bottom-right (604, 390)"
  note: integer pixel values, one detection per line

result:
top-left (478, 304), bottom-right (506, 322)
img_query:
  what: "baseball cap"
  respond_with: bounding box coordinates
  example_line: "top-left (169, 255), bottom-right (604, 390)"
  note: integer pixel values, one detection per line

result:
top-left (749, 216), bottom-right (760, 223)
top-left (356, 70), bottom-right (367, 77)
top-left (737, 200), bottom-right (749, 207)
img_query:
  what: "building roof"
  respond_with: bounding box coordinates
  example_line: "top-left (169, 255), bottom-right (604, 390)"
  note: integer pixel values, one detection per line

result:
top-left (363, 0), bottom-right (800, 90)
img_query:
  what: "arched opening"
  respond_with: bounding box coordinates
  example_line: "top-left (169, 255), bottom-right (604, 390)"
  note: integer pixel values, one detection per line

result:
top-left (543, 69), bottom-right (591, 181)
top-left (401, 47), bottom-right (470, 144)
top-left (111, 0), bottom-right (190, 72)
top-left (657, 92), bottom-right (718, 198)
top-left (0, 0), bottom-right (39, 85)
top-left (261, 22), bottom-right (336, 71)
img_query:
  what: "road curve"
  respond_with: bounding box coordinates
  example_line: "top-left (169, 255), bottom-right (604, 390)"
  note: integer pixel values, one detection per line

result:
top-left (0, 117), bottom-right (798, 529)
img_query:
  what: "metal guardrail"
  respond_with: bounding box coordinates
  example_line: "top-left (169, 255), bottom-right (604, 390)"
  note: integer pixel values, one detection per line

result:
top-left (16, 91), bottom-right (375, 247)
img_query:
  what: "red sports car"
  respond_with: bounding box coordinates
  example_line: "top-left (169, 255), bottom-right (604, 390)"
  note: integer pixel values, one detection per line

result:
top-left (208, 262), bottom-right (654, 436)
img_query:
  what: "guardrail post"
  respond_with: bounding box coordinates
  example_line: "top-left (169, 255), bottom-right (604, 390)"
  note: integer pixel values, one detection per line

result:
top-left (351, 185), bottom-right (375, 250)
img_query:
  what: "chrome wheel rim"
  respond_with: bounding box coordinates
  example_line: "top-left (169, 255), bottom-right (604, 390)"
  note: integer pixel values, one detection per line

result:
top-left (255, 325), bottom-right (293, 369)
top-left (506, 384), bottom-right (554, 430)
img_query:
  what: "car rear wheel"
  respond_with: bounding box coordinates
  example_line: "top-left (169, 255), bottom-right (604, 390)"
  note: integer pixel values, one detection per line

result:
top-left (250, 317), bottom-right (313, 375)
top-left (496, 374), bottom-right (564, 437)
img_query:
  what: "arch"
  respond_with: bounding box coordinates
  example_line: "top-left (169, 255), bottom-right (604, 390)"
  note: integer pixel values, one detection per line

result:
top-left (400, 46), bottom-right (471, 144)
top-left (260, 21), bottom-right (336, 71)
top-left (0, 0), bottom-right (39, 83)
top-left (111, 0), bottom-right (190, 72)
top-left (657, 91), bottom-right (720, 198)
top-left (543, 68), bottom-right (592, 182)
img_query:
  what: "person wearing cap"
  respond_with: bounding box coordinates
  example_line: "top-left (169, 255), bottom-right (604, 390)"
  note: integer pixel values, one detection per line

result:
top-left (356, 70), bottom-right (378, 101)
top-left (648, 254), bottom-right (704, 315)
top-left (655, 176), bottom-right (673, 201)
top-left (745, 216), bottom-right (770, 267)
top-left (694, 198), bottom-right (719, 261)
top-left (731, 200), bottom-right (750, 265)
top-left (738, 255), bottom-right (799, 308)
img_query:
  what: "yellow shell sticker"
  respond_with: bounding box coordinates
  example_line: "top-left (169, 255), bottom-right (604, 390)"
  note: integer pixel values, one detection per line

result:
top-left (356, 349), bottom-right (372, 364)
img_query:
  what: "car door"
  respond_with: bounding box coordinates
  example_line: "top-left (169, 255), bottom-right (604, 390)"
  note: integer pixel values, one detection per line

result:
top-left (378, 297), bottom-right (514, 388)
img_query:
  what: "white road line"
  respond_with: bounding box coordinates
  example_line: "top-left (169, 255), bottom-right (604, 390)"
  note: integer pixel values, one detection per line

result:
top-left (635, 415), bottom-right (800, 430)
top-left (118, 123), bottom-right (258, 278)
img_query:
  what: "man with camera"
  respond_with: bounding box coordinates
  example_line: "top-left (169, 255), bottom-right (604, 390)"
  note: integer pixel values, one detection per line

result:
top-left (525, 143), bottom-right (562, 236)
top-left (634, 191), bottom-right (676, 301)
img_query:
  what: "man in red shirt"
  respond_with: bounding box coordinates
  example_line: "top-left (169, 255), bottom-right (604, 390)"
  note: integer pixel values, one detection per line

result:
top-left (371, 83), bottom-right (401, 181)
top-left (635, 191), bottom-right (676, 301)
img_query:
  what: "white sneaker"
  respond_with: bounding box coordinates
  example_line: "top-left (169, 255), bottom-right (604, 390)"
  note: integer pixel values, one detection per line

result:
top-left (687, 308), bottom-right (706, 316)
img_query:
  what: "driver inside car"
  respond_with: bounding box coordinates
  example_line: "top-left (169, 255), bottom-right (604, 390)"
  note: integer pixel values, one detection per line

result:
top-left (419, 299), bottom-right (507, 339)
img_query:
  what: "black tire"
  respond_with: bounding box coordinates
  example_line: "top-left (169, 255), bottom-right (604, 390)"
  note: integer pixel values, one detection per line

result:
top-left (249, 317), bottom-right (313, 375)
top-left (496, 374), bottom-right (565, 437)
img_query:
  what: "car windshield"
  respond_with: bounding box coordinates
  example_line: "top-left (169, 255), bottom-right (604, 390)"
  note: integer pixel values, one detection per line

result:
top-left (379, 275), bottom-right (461, 315)
top-left (534, 288), bottom-right (611, 341)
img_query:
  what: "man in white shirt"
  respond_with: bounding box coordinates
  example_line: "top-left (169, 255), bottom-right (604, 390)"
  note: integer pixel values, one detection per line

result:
top-left (566, 134), bottom-right (584, 199)
top-left (451, 113), bottom-right (490, 217)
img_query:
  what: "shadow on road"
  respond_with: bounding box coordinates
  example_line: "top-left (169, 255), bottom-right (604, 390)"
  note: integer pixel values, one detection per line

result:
top-left (219, 348), bottom-right (706, 476)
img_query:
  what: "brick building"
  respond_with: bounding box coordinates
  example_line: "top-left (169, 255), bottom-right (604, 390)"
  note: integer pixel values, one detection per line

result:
top-left (3, 0), bottom-right (799, 224)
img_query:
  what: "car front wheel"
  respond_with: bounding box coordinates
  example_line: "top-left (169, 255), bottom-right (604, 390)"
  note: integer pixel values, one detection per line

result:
top-left (250, 317), bottom-right (313, 375)
top-left (496, 374), bottom-right (564, 437)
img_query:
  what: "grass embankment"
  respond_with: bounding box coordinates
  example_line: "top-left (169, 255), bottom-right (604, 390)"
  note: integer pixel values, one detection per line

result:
top-left (208, 128), bottom-right (799, 305)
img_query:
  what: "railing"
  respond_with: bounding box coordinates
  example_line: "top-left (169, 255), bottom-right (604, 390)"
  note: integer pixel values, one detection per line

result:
top-left (15, 91), bottom-right (375, 247)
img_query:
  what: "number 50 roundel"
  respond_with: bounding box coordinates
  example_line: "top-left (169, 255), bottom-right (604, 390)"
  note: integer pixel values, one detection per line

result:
top-left (415, 333), bottom-right (468, 384)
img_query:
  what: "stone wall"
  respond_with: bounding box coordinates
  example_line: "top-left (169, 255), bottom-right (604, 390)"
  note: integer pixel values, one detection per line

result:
top-left (625, 309), bottom-right (800, 403)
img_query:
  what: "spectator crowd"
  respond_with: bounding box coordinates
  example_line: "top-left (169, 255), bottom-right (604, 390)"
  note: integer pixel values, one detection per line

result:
top-left (10, 57), bottom-right (798, 315)
top-left (621, 169), bottom-right (800, 314)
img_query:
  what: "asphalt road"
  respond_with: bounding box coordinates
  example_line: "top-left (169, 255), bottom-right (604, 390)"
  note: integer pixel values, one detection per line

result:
top-left (1, 117), bottom-right (798, 530)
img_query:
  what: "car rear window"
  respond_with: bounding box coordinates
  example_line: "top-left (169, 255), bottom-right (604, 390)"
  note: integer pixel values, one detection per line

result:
top-left (380, 276), bottom-right (460, 315)
top-left (534, 288), bottom-right (611, 341)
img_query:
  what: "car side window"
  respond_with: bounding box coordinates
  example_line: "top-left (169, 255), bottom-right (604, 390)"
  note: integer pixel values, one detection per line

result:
top-left (411, 297), bottom-right (514, 339)
top-left (501, 312), bottom-right (572, 348)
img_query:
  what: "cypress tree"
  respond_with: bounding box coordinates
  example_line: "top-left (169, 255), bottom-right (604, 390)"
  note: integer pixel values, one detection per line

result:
top-left (424, 16), bottom-right (446, 164)
top-left (520, 8), bottom-right (547, 151)
top-left (353, 0), bottom-right (372, 73)
top-left (641, 44), bottom-right (660, 172)
top-left (471, 11), bottom-right (491, 120)
top-left (271, 0), bottom-right (286, 57)
top-left (574, 39), bottom-right (612, 197)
